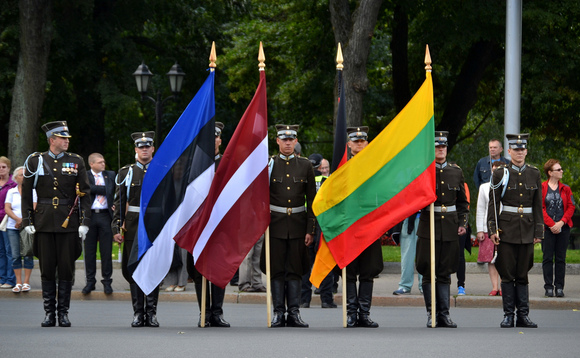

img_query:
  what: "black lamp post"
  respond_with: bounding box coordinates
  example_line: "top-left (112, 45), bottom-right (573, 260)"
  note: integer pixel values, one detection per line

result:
top-left (133, 61), bottom-right (186, 146)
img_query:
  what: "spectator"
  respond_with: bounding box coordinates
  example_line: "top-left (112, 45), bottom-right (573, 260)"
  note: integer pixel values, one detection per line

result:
top-left (5, 166), bottom-right (37, 293)
top-left (476, 161), bottom-right (502, 296)
top-left (0, 156), bottom-right (17, 289)
top-left (392, 212), bottom-right (422, 295)
top-left (541, 159), bottom-right (575, 298)
top-left (473, 139), bottom-right (509, 188)
top-left (319, 158), bottom-right (330, 177)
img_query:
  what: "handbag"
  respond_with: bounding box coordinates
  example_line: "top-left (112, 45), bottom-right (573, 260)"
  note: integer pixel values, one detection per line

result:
top-left (477, 233), bottom-right (494, 263)
top-left (20, 229), bottom-right (34, 257)
top-left (0, 214), bottom-right (8, 231)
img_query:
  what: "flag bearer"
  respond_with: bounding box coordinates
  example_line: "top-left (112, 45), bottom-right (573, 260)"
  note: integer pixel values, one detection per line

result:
top-left (262, 124), bottom-right (316, 328)
top-left (416, 131), bottom-right (469, 328)
top-left (112, 131), bottom-right (160, 328)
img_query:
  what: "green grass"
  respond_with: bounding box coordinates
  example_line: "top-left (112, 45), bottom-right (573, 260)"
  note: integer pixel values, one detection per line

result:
top-left (382, 245), bottom-right (580, 264)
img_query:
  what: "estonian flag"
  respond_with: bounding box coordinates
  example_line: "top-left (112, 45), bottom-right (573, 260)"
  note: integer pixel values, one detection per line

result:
top-left (133, 71), bottom-right (215, 295)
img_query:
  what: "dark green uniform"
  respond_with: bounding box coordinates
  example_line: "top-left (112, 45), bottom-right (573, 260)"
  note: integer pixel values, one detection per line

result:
top-left (22, 150), bottom-right (91, 326)
top-left (112, 160), bottom-right (160, 327)
top-left (262, 152), bottom-right (316, 328)
top-left (487, 161), bottom-right (543, 327)
top-left (415, 160), bottom-right (468, 328)
top-left (416, 161), bottom-right (469, 283)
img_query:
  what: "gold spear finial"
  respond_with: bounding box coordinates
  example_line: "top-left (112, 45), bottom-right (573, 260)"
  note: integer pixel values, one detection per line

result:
top-left (209, 41), bottom-right (217, 72)
top-left (336, 43), bottom-right (344, 70)
top-left (258, 42), bottom-right (266, 71)
top-left (425, 44), bottom-right (432, 72)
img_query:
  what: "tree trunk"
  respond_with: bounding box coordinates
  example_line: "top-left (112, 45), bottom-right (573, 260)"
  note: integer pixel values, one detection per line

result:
top-left (390, 3), bottom-right (411, 112)
top-left (330, 0), bottom-right (384, 128)
top-left (438, 41), bottom-right (502, 150)
top-left (8, 0), bottom-right (53, 166)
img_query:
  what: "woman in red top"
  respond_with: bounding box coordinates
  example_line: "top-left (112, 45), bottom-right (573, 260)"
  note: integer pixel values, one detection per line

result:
top-left (541, 159), bottom-right (575, 298)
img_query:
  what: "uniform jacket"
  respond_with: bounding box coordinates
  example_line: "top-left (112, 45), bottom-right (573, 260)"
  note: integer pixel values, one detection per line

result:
top-left (112, 162), bottom-right (148, 242)
top-left (417, 161), bottom-right (469, 241)
top-left (269, 154), bottom-right (316, 239)
top-left (541, 180), bottom-right (575, 228)
top-left (488, 162), bottom-right (544, 243)
top-left (22, 151), bottom-right (91, 232)
top-left (88, 169), bottom-right (116, 218)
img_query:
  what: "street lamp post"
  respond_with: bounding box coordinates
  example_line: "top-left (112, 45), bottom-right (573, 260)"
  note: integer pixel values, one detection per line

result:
top-left (133, 61), bottom-right (186, 146)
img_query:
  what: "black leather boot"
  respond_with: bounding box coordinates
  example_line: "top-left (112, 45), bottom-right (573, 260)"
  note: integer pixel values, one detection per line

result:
top-left (41, 281), bottom-right (57, 327)
top-left (195, 282), bottom-right (211, 327)
top-left (57, 281), bottom-right (72, 327)
top-left (145, 287), bottom-right (160, 327)
top-left (500, 282), bottom-right (515, 328)
top-left (422, 283), bottom-right (433, 328)
top-left (435, 283), bottom-right (457, 328)
top-left (209, 284), bottom-right (230, 327)
top-left (130, 283), bottom-right (145, 327)
top-left (357, 281), bottom-right (378, 328)
top-left (346, 281), bottom-right (359, 328)
top-left (286, 280), bottom-right (308, 327)
top-left (515, 284), bottom-right (537, 328)
top-left (270, 280), bottom-right (286, 328)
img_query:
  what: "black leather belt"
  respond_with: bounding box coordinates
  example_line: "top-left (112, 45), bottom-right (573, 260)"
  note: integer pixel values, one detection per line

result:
top-left (92, 209), bottom-right (108, 213)
top-left (38, 197), bottom-right (72, 206)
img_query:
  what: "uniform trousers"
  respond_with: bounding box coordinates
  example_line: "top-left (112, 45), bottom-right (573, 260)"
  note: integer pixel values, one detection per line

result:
top-left (264, 237), bottom-right (309, 282)
top-left (35, 232), bottom-right (81, 282)
top-left (495, 241), bottom-right (534, 285)
top-left (346, 239), bottom-right (382, 283)
top-left (416, 237), bottom-right (459, 285)
top-left (542, 226), bottom-right (570, 290)
top-left (84, 211), bottom-right (113, 284)
top-left (122, 239), bottom-right (135, 283)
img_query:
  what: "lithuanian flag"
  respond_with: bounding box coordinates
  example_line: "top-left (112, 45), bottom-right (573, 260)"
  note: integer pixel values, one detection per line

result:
top-left (312, 72), bottom-right (437, 269)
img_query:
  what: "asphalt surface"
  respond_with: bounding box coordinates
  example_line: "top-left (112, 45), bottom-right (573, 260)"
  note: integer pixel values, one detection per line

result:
top-left (1, 299), bottom-right (580, 358)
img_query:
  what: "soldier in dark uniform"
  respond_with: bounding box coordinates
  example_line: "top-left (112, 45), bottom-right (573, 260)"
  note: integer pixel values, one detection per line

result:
top-left (344, 126), bottom-right (383, 328)
top-left (262, 124), bottom-right (316, 328)
top-left (22, 121), bottom-right (91, 327)
top-left (186, 122), bottom-right (230, 328)
top-left (488, 133), bottom-right (543, 328)
top-left (112, 131), bottom-right (160, 328)
top-left (416, 131), bottom-right (469, 328)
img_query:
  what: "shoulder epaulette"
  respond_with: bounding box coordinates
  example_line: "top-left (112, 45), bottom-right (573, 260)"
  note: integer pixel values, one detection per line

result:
top-left (527, 164), bottom-right (539, 170)
top-left (65, 152), bottom-right (83, 159)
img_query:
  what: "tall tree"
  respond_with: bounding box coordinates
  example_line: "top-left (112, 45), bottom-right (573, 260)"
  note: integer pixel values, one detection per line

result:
top-left (330, 0), bottom-right (384, 127)
top-left (8, 0), bottom-right (53, 166)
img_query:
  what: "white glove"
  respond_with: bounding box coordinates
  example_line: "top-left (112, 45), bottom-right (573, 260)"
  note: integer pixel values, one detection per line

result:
top-left (78, 225), bottom-right (89, 240)
top-left (24, 225), bottom-right (36, 235)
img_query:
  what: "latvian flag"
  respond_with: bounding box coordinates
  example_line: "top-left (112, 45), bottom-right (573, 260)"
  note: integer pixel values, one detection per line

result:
top-left (174, 70), bottom-right (270, 288)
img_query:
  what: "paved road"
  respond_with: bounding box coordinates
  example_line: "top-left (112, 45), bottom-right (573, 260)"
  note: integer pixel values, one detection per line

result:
top-left (1, 299), bottom-right (579, 358)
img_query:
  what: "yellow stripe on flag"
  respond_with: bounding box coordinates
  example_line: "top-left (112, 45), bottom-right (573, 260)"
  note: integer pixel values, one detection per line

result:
top-left (309, 235), bottom-right (336, 288)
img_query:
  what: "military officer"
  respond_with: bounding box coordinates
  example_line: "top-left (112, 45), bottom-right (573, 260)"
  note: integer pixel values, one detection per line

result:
top-left (344, 126), bottom-right (383, 328)
top-left (22, 121), bottom-right (91, 327)
top-left (262, 124), bottom-right (316, 328)
top-left (488, 133), bottom-right (543, 328)
top-left (112, 131), bottom-right (160, 328)
top-left (416, 131), bottom-right (469, 328)
top-left (186, 121), bottom-right (230, 328)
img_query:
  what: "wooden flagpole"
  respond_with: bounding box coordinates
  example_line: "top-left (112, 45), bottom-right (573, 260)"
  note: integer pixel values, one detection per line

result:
top-left (425, 45), bottom-right (436, 328)
top-left (257, 42), bottom-right (271, 328)
top-left (200, 41), bottom-right (218, 328)
top-left (335, 43), bottom-right (348, 328)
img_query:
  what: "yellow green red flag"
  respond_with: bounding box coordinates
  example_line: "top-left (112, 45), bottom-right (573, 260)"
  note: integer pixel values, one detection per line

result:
top-left (312, 72), bottom-right (437, 271)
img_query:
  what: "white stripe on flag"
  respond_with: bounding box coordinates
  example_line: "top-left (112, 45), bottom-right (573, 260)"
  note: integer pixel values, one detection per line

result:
top-left (192, 136), bottom-right (268, 262)
top-left (133, 165), bottom-right (214, 294)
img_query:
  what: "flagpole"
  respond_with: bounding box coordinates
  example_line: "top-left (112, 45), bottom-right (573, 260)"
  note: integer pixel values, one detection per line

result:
top-left (425, 45), bottom-right (436, 329)
top-left (253, 42), bottom-right (272, 328)
top-left (199, 41), bottom-right (218, 328)
top-left (334, 43), bottom-right (348, 328)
